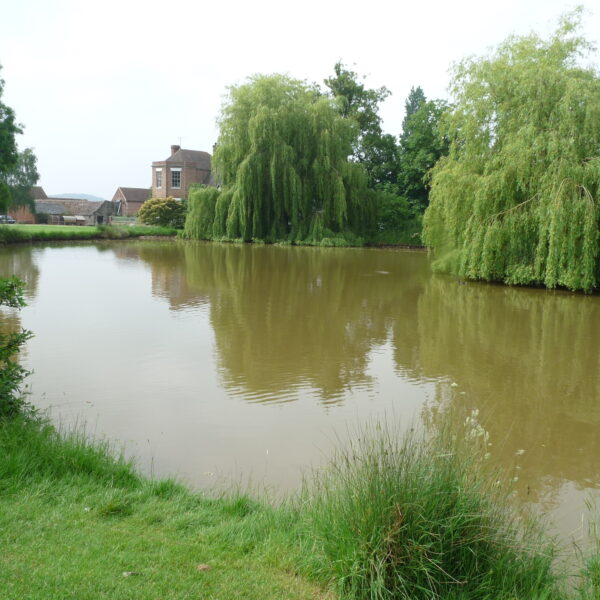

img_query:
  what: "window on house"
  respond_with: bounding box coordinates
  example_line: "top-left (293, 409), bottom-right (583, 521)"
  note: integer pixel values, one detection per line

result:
top-left (171, 169), bottom-right (181, 189)
top-left (156, 169), bottom-right (162, 188)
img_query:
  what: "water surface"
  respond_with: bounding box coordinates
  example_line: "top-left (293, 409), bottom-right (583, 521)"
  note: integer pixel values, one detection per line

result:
top-left (1, 241), bottom-right (598, 543)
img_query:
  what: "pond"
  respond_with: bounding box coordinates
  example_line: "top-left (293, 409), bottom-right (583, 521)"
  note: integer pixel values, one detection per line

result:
top-left (1, 240), bottom-right (599, 544)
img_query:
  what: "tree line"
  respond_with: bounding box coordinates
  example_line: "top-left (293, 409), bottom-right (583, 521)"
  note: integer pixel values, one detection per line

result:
top-left (3, 8), bottom-right (599, 291)
top-left (185, 66), bottom-right (446, 247)
top-left (186, 9), bottom-right (600, 292)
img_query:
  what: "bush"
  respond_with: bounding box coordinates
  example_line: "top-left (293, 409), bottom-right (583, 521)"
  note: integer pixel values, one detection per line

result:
top-left (371, 190), bottom-right (422, 245)
top-left (0, 276), bottom-right (32, 418)
top-left (298, 418), bottom-right (561, 600)
top-left (137, 197), bottom-right (186, 229)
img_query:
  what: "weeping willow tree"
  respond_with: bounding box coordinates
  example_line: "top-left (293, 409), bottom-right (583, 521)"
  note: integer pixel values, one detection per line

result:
top-left (184, 74), bottom-right (375, 244)
top-left (423, 10), bottom-right (600, 292)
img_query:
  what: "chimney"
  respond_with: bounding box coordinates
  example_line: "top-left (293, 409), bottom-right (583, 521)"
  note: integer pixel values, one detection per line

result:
top-left (171, 144), bottom-right (181, 155)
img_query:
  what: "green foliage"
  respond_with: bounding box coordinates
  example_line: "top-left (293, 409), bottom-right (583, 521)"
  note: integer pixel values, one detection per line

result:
top-left (0, 182), bottom-right (11, 214)
top-left (298, 422), bottom-right (561, 600)
top-left (0, 276), bottom-right (32, 418)
top-left (579, 534), bottom-right (600, 599)
top-left (0, 65), bottom-right (34, 213)
top-left (371, 189), bottom-right (422, 245)
top-left (184, 185), bottom-right (220, 240)
top-left (325, 62), bottom-right (400, 189)
top-left (398, 87), bottom-right (448, 212)
top-left (423, 9), bottom-right (600, 292)
top-left (0, 65), bottom-right (21, 179)
top-left (186, 74), bottom-right (376, 244)
top-left (137, 197), bottom-right (187, 229)
top-left (3, 148), bottom-right (39, 210)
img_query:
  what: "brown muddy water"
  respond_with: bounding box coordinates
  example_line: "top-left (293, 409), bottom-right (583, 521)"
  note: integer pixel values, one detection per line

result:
top-left (1, 240), bottom-right (599, 545)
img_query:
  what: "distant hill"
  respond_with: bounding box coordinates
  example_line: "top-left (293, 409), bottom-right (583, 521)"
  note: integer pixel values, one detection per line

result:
top-left (49, 193), bottom-right (107, 202)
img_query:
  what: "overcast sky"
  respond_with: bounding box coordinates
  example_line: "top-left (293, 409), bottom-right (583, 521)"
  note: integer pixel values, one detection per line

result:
top-left (1, 0), bottom-right (598, 199)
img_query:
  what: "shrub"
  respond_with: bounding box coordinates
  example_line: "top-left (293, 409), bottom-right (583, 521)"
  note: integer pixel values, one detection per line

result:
top-left (0, 276), bottom-right (32, 418)
top-left (138, 197), bottom-right (186, 229)
top-left (371, 190), bottom-right (422, 245)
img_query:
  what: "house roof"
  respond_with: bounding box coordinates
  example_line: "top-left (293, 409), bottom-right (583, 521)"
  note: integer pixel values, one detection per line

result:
top-left (34, 201), bottom-right (66, 215)
top-left (153, 149), bottom-right (212, 171)
top-left (31, 186), bottom-right (48, 200)
top-left (114, 187), bottom-right (148, 203)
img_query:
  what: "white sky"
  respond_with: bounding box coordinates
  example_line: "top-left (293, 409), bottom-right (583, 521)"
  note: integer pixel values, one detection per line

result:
top-left (1, 0), bottom-right (598, 199)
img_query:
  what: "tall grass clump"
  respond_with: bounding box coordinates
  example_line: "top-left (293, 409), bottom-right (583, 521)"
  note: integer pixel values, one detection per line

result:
top-left (578, 519), bottom-right (600, 600)
top-left (0, 418), bottom-right (139, 493)
top-left (297, 418), bottom-right (561, 600)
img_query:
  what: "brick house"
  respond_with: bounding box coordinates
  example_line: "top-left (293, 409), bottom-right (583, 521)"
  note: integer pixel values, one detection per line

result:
top-left (112, 187), bottom-right (149, 216)
top-left (151, 145), bottom-right (215, 200)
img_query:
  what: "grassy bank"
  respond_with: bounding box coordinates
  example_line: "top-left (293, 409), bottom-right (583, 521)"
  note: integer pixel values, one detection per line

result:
top-left (0, 417), bottom-right (325, 600)
top-left (0, 224), bottom-right (178, 244)
top-left (0, 415), bottom-right (598, 599)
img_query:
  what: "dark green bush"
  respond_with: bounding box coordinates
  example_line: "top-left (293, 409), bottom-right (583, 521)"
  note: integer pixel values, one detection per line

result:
top-left (138, 197), bottom-right (187, 229)
top-left (370, 190), bottom-right (422, 245)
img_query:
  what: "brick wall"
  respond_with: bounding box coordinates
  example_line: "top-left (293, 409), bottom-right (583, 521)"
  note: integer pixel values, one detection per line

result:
top-left (151, 164), bottom-right (211, 200)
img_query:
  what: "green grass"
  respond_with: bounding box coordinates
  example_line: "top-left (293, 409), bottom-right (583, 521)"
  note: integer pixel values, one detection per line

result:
top-left (296, 422), bottom-right (564, 600)
top-left (1, 415), bottom-right (598, 600)
top-left (0, 224), bottom-right (178, 243)
top-left (578, 531), bottom-right (600, 600)
top-left (0, 417), bottom-right (327, 600)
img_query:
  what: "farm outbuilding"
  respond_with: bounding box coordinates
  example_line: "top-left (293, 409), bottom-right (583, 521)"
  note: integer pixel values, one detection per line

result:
top-left (34, 199), bottom-right (114, 226)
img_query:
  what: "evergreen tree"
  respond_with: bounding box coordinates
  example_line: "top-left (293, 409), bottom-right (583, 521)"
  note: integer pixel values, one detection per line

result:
top-left (423, 9), bottom-right (600, 292)
top-left (185, 74), bottom-right (375, 244)
top-left (398, 87), bottom-right (448, 212)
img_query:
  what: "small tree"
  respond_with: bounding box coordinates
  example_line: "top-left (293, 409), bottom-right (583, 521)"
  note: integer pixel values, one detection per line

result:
top-left (137, 197), bottom-right (186, 228)
top-left (0, 277), bottom-right (32, 418)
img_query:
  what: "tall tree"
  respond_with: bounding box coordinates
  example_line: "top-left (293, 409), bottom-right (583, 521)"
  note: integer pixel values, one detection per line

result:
top-left (4, 148), bottom-right (39, 210)
top-left (324, 62), bottom-right (399, 189)
top-left (423, 9), bottom-right (600, 292)
top-left (0, 65), bottom-right (22, 213)
top-left (397, 87), bottom-right (448, 212)
top-left (185, 74), bottom-right (375, 244)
